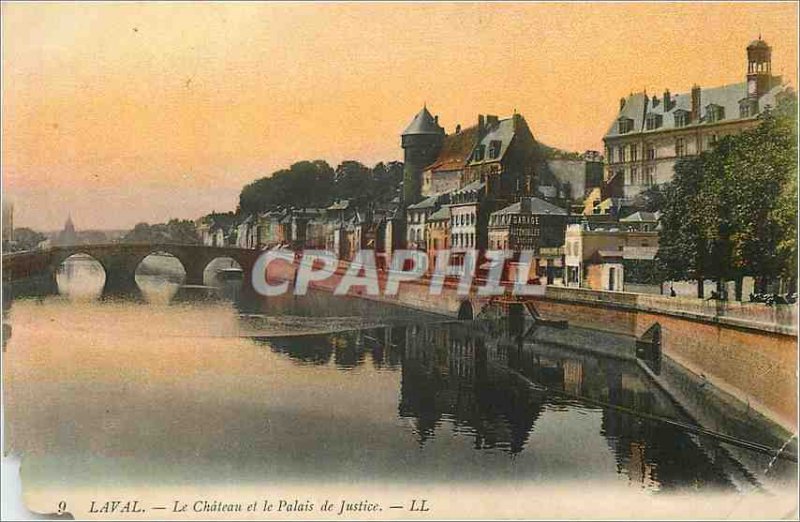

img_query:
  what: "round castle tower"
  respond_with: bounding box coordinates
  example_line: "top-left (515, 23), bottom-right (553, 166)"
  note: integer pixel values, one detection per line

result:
top-left (401, 106), bottom-right (443, 206)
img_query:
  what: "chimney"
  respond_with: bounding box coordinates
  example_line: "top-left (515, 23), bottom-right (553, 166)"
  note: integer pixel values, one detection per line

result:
top-left (455, 124), bottom-right (461, 134)
top-left (520, 197), bottom-right (532, 213)
top-left (486, 114), bottom-right (499, 127)
top-left (478, 114), bottom-right (485, 133)
top-left (651, 95), bottom-right (659, 108)
top-left (512, 112), bottom-right (522, 131)
top-left (434, 115), bottom-right (439, 125)
top-left (691, 84), bottom-right (701, 122)
top-left (663, 89), bottom-right (672, 111)
top-left (619, 97), bottom-right (626, 111)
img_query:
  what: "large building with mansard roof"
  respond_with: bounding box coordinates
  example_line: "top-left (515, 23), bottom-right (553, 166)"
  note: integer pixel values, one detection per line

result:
top-left (603, 37), bottom-right (793, 201)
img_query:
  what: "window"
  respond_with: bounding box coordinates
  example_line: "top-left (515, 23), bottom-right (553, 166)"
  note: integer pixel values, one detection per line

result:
top-left (675, 137), bottom-right (685, 157)
top-left (706, 104), bottom-right (725, 123)
top-left (674, 110), bottom-right (690, 127)
top-left (630, 166), bottom-right (638, 184)
top-left (488, 140), bottom-right (502, 159)
top-left (617, 147), bottom-right (625, 163)
top-left (630, 144), bottom-right (638, 162)
top-left (645, 113), bottom-right (662, 130)
top-left (740, 103), bottom-right (750, 118)
top-left (646, 144), bottom-right (656, 160)
top-left (474, 145), bottom-right (486, 161)
top-left (618, 118), bottom-right (634, 134)
top-left (646, 166), bottom-right (655, 186)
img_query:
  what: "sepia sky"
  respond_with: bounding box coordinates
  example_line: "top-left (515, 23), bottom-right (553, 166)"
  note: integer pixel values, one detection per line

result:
top-left (2, 2), bottom-right (798, 231)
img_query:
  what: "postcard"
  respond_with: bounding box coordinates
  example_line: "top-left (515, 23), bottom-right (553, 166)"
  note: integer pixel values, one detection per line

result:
top-left (2, 2), bottom-right (798, 520)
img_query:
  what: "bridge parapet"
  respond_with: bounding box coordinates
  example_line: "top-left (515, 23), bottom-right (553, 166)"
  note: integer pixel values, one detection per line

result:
top-left (2, 243), bottom-right (262, 292)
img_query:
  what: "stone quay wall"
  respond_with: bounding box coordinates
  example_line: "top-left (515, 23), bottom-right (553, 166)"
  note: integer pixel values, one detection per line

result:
top-left (263, 259), bottom-right (797, 431)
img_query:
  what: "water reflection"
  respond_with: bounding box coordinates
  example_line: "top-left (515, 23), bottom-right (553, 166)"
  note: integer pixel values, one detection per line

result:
top-left (3, 252), bottom-right (796, 494)
top-left (56, 253), bottom-right (106, 299)
top-left (134, 253), bottom-right (185, 304)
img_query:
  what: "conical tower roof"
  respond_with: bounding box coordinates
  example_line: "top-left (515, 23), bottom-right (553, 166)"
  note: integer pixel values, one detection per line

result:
top-left (402, 106), bottom-right (443, 136)
top-left (64, 214), bottom-right (75, 232)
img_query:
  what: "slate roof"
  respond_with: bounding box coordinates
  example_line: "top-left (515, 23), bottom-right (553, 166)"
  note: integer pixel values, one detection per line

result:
top-left (427, 206), bottom-right (451, 222)
top-left (424, 125), bottom-right (480, 173)
top-left (407, 195), bottom-right (439, 210)
top-left (402, 106), bottom-right (444, 136)
top-left (605, 82), bottom-right (790, 139)
top-left (620, 211), bottom-right (660, 222)
top-left (491, 197), bottom-right (567, 216)
top-left (467, 117), bottom-right (516, 166)
top-left (453, 180), bottom-right (485, 196)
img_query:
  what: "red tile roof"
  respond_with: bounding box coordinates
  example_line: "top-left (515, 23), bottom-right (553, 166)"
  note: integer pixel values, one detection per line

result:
top-left (425, 125), bottom-right (479, 173)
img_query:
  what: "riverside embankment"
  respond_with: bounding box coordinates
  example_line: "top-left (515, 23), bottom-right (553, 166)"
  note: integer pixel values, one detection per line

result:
top-left (264, 258), bottom-right (798, 438)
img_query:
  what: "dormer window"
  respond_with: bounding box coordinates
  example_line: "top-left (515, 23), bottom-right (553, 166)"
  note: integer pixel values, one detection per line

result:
top-left (488, 140), bottom-right (502, 159)
top-left (739, 99), bottom-right (757, 118)
top-left (674, 110), bottom-right (690, 127)
top-left (618, 118), bottom-right (634, 134)
top-left (645, 113), bottom-right (663, 130)
top-left (706, 104), bottom-right (725, 123)
top-left (474, 145), bottom-right (486, 161)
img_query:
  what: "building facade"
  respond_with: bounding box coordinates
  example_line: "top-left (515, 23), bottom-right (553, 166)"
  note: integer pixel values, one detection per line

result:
top-left (603, 38), bottom-right (791, 201)
top-left (406, 195), bottom-right (442, 251)
top-left (564, 222), bottom-right (658, 291)
top-left (425, 205), bottom-right (451, 264)
top-left (488, 197), bottom-right (570, 283)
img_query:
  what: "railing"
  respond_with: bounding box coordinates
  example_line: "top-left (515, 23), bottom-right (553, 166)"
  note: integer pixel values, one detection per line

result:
top-left (542, 285), bottom-right (797, 335)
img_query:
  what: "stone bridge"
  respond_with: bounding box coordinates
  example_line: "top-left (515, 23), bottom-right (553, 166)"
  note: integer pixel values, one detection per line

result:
top-left (2, 243), bottom-right (262, 294)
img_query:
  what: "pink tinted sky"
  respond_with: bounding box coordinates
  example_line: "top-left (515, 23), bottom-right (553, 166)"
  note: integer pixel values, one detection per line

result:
top-left (2, 2), bottom-right (797, 231)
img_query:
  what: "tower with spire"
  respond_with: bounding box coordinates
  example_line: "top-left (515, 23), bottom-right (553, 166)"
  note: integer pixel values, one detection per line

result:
top-left (401, 106), bottom-right (444, 206)
top-left (56, 214), bottom-right (78, 246)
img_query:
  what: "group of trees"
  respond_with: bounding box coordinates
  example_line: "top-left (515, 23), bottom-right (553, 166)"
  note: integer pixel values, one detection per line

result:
top-left (3, 227), bottom-right (46, 252)
top-left (654, 96), bottom-right (797, 298)
top-left (121, 219), bottom-right (201, 244)
top-left (238, 160), bottom-right (403, 215)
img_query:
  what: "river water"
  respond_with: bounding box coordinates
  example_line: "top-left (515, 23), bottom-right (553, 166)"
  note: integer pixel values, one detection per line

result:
top-left (2, 254), bottom-right (797, 516)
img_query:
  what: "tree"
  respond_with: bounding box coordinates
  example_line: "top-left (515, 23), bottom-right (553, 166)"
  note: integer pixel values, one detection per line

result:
top-left (655, 158), bottom-right (716, 297)
top-left (731, 101), bottom-right (796, 292)
top-left (239, 160), bottom-right (335, 214)
top-left (6, 227), bottom-right (46, 251)
top-left (638, 185), bottom-right (668, 213)
top-left (656, 93), bottom-right (798, 297)
top-left (237, 159), bottom-right (403, 216)
top-left (121, 219), bottom-right (201, 244)
top-left (334, 160), bottom-right (377, 208)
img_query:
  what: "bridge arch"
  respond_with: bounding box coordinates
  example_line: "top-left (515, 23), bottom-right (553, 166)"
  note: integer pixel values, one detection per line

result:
top-left (202, 256), bottom-right (244, 285)
top-left (133, 251), bottom-right (188, 283)
top-left (52, 249), bottom-right (108, 274)
top-left (457, 300), bottom-right (474, 320)
top-left (54, 252), bottom-right (107, 297)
